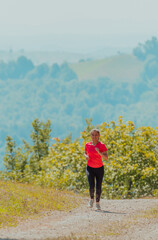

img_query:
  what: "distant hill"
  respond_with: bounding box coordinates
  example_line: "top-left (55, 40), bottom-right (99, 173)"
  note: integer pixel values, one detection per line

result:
top-left (0, 37), bottom-right (158, 170)
top-left (70, 54), bottom-right (145, 82)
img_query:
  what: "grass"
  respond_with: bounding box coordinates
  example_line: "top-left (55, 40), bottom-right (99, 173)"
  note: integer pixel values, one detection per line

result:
top-left (45, 235), bottom-right (93, 240)
top-left (99, 203), bottom-right (158, 239)
top-left (0, 180), bottom-right (82, 228)
top-left (139, 205), bottom-right (158, 219)
top-left (70, 54), bottom-right (145, 82)
top-left (1, 180), bottom-right (157, 239)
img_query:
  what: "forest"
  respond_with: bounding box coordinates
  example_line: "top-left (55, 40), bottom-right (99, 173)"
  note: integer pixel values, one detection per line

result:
top-left (0, 36), bottom-right (158, 169)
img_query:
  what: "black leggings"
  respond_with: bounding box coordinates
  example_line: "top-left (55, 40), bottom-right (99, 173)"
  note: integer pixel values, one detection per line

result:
top-left (86, 165), bottom-right (104, 202)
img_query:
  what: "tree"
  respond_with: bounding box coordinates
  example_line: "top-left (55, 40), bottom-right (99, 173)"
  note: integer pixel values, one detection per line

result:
top-left (3, 136), bottom-right (17, 171)
top-left (14, 145), bottom-right (28, 177)
top-left (0, 61), bottom-right (8, 80)
top-left (133, 36), bottom-right (158, 61)
top-left (7, 61), bottom-right (17, 79)
top-left (50, 63), bottom-right (60, 78)
top-left (29, 119), bottom-right (52, 174)
top-left (60, 63), bottom-right (78, 81)
top-left (50, 62), bottom-right (78, 81)
top-left (143, 58), bottom-right (158, 80)
top-left (16, 56), bottom-right (34, 78)
top-left (29, 63), bottom-right (49, 79)
top-left (0, 56), bottom-right (34, 80)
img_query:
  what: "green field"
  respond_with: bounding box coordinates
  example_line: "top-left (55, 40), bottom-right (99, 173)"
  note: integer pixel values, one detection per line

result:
top-left (70, 54), bottom-right (145, 82)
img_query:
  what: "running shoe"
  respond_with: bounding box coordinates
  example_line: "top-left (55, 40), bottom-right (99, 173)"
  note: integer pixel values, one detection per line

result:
top-left (96, 202), bottom-right (101, 210)
top-left (88, 199), bottom-right (94, 208)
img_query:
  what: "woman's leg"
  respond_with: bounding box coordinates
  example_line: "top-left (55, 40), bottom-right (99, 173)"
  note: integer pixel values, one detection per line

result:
top-left (86, 165), bottom-right (95, 200)
top-left (95, 166), bottom-right (104, 202)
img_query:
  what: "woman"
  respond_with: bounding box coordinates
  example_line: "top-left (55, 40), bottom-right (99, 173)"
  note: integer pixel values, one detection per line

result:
top-left (84, 129), bottom-right (108, 210)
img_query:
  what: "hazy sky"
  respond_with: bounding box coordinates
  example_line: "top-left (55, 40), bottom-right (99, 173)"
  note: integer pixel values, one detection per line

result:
top-left (0, 0), bottom-right (158, 52)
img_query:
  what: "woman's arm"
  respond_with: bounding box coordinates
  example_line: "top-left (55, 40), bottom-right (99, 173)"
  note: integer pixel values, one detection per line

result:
top-left (84, 151), bottom-right (89, 160)
top-left (95, 148), bottom-right (108, 160)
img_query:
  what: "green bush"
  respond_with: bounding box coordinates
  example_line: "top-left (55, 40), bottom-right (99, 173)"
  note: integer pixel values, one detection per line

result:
top-left (34, 117), bottom-right (158, 198)
top-left (2, 117), bottom-right (158, 199)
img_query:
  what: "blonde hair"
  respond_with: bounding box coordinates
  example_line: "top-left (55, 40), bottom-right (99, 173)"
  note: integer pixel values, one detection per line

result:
top-left (90, 129), bottom-right (100, 135)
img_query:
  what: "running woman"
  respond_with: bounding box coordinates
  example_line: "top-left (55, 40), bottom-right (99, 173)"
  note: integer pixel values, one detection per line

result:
top-left (84, 129), bottom-right (108, 210)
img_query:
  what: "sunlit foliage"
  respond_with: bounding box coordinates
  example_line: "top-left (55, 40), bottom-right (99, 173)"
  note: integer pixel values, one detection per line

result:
top-left (2, 117), bottom-right (158, 199)
top-left (38, 117), bottom-right (158, 198)
top-left (0, 181), bottom-right (81, 228)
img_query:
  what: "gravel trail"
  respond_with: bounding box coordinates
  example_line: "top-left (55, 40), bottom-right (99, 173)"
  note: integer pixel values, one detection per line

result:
top-left (0, 198), bottom-right (158, 240)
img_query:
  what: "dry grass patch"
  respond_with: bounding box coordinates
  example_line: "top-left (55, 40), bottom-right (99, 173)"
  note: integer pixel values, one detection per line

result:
top-left (46, 236), bottom-right (92, 240)
top-left (99, 203), bottom-right (158, 238)
top-left (138, 205), bottom-right (158, 220)
top-left (45, 234), bottom-right (98, 240)
top-left (0, 180), bottom-right (81, 228)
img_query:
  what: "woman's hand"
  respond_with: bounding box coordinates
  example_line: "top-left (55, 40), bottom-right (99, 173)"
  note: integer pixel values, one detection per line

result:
top-left (95, 148), bottom-right (100, 153)
top-left (95, 148), bottom-right (108, 160)
top-left (84, 152), bottom-right (89, 160)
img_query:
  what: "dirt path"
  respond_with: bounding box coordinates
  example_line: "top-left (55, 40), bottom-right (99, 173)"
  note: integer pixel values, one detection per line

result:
top-left (0, 198), bottom-right (158, 240)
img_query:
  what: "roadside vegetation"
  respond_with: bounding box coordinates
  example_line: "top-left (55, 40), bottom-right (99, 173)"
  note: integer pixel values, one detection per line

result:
top-left (0, 180), bottom-right (81, 228)
top-left (1, 116), bottom-right (158, 199)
